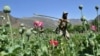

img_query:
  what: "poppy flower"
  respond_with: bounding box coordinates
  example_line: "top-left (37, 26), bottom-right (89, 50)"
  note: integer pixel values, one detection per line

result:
top-left (33, 21), bottom-right (43, 28)
top-left (49, 39), bottom-right (58, 47)
top-left (90, 25), bottom-right (96, 31)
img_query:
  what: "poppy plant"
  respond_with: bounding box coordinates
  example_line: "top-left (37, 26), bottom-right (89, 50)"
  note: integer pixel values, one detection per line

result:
top-left (49, 39), bottom-right (58, 47)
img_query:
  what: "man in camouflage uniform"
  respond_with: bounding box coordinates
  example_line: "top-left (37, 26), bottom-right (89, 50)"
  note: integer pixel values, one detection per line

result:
top-left (56, 11), bottom-right (70, 39)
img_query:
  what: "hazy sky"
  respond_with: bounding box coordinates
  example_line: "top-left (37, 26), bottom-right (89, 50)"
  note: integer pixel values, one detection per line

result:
top-left (0, 0), bottom-right (100, 20)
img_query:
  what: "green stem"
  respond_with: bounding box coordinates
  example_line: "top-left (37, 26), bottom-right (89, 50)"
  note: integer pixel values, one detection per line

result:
top-left (81, 10), bottom-right (83, 17)
top-left (97, 10), bottom-right (99, 32)
top-left (93, 46), bottom-right (95, 56)
top-left (83, 22), bottom-right (87, 33)
top-left (6, 13), bottom-right (13, 44)
top-left (2, 19), bottom-right (4, 33)
top-left (2, 19), bottom-right (4, 28)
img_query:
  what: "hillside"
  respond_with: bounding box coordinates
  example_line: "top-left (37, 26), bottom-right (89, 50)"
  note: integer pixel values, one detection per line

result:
top-left (19, 16), bottom-right (58, 29)
top-left (0, 11), bottom-right (19, 27)
top-left (19, 16), bottom-right (83, 28)
top-left (0, 11), bottom-right (85, 29)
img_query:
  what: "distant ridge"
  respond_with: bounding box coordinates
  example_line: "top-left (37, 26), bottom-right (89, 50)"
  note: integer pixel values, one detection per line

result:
top-left (0, 11), bottom-right (95, 29)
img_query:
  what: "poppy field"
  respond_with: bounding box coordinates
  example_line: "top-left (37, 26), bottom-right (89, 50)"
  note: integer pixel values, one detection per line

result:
top-left (0, 23), bottom-right (100, 56)
top-left (0, 5), bottom-right (100, 56)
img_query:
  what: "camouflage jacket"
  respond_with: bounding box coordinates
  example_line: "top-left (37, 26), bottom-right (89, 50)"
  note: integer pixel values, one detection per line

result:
top-left (58, 19), bottom-right (69, 30)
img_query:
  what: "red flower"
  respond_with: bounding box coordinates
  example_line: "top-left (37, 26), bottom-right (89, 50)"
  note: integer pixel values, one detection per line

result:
top-left (49, 39), bottom-right (58, 47)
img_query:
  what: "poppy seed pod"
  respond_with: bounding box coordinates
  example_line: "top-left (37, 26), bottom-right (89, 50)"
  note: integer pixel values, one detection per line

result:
top-left (84, 21), bottom-right (88, 25)
top-left (5, 22), bottom-right (10, 27)
top-left (3, 5), bottom-right (11, 13)
top-left (22, 27), bottom-right (26, 30)
top-left (13, 32), bottom-right (16, 35)
top-left (13, 32), bottom-right (16, 36)
top-left (26, 29), bottom-right (32, 36)
top-left (0, 16), bottom-right (5, 20)
top-left (95, 5), bottom-right (99, 10)
top-left (2, 29), bottom-right (7, 34)
top-left (3, 29), bottom-right (6, 33)
top-left (20, 23), bottom-right (24, 27)
top-left (79, 5), bottom-right (83, 10)
top-left (89, 39), bottom-right (95, 46)
top-left (81, 16), bottom-right (86, 21)
top-left (30, 28), bottom-right (34, 31)
top-left (19, 27), bottom-right (26, 35)
top-left (19, 28), bottom-right (23, 34)
top-left (6, 22), bottom-right (10, 25)
top-left (0, 27), bottom-right (2, 30)
top-left (89, 31), bottom-right (96, 39)
top-left (70, 43), bottom-right (75, 48)
top-left (33, 30), bottom-right (37, 34)
top-left (26, 29), bottom-right (32, 41)
top-left (52, 29), bottom-right (55, 32)
top-left (3, 17), bottom-right (5, 20)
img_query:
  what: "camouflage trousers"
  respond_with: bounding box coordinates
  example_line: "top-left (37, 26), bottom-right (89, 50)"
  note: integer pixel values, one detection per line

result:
top-left (59, 30), bottom-right (70, 39)
top-left (55, 27), bottom-right (70, 39)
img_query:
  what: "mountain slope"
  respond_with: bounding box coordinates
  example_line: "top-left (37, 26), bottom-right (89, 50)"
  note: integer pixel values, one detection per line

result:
top-left (19, 16), bottom-right (58, 28)
top-left (0, 11), bottom-right (87, 29)
top-left (0, 11), bottom-right (19, 27)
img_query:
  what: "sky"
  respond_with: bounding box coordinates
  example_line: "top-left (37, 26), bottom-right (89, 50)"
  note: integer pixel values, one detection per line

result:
top-left (0, 0), bottom-right (100, 20)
